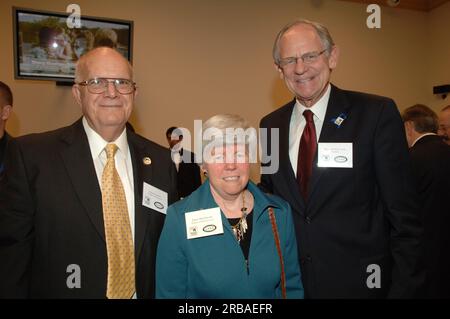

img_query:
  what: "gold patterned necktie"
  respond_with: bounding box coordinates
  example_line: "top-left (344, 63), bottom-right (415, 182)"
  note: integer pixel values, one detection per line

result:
top-left (101, 143), bottom-right (135, 299)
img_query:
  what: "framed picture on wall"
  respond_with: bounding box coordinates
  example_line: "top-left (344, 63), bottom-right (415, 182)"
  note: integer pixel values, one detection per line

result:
top-left (12, 7), bottom-right (133, 83)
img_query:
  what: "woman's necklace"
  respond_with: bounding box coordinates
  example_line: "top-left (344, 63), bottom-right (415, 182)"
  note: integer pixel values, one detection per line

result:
top-left (230, 190), bottom-right (248, 242)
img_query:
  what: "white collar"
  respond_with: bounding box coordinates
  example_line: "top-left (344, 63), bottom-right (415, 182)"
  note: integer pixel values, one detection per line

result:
top-left (294, 83), bottom-right (331, 121)
top-left (82, 117), bottom-right (129, 160)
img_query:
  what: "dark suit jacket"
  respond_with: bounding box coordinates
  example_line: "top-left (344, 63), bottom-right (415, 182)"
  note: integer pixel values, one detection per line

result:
top-left (410, 134), bottom-right (450, 298)
top-left (259, 84), bottom-right (424, 298)
top-left (0, 132), bottom-right (11, 178)
top-left (0, 119), bottom-right (178, 298)
top-left (176, 149), bottom-right (201, 198)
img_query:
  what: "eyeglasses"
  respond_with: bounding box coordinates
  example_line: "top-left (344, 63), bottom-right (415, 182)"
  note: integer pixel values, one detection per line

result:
top-left (278, 49), bottom-right (328, 68)
top-left (76, 78), bottom-right (136, 94)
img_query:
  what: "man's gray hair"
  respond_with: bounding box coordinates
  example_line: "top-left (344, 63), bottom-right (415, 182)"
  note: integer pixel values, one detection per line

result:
top-left (402, 104), bottom-right (438, 134)
top-left (272, 19), bottom-right (335, 65)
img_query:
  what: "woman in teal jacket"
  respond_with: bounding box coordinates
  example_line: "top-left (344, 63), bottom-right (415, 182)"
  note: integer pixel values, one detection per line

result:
top-left (156, 114), bottom-right (303, 299)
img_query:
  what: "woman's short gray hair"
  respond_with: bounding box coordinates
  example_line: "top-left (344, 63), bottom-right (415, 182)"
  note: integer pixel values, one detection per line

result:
top-left (203, 114), bottom-right (250, 133)
top-left (200, 114), bottom-right (257, 163)
top-left (272, 19), bottom-right (335, 65)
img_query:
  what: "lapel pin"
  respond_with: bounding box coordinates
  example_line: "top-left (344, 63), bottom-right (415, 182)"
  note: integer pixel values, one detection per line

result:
top-left (143, 157), bottom-right (152, 165)
top-left (331, 113), bottom-right (347, 128)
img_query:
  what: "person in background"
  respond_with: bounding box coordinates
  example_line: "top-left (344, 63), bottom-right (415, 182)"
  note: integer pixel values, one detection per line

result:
top-left (0, 47), bottom-right (178, 298)
top-left (156, 114), bottom-right (303, 299)
top-left (259, 19), bottom-right (424, 298)
top-left (0, 81), bottom-right (13, 177)
top-left (166, 126), bottom-right (202, 198)
top-left (437, 105), bottom-right (450, 146)
top-left (402, 104), bottom-right (450, 298)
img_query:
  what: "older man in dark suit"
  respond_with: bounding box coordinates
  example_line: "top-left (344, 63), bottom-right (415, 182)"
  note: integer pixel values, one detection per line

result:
top-left (402, 104), bottom-right (450, 298)
top-left (0, 47), bottom-right (178, 298)
top-left (259, 19), bottom-right (424, 298)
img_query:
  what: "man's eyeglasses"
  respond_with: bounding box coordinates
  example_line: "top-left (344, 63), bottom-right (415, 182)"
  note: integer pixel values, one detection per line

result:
top-left (76, 78), bottom-right (136, 94)
top-left (278, 49), bottom-right (328, 68)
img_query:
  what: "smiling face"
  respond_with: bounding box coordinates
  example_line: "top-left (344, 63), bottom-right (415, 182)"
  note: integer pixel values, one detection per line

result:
top-left (203, 144), bottom-right (250, 201)
top-left (277, 23), bottom-right (338, 107)
top-left (72, 48), bottom-right (136, 141)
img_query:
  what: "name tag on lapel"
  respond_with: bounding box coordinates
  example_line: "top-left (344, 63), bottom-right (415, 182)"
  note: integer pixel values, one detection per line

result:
top-left (317, 143), bottom-right (353, 168)
top-left (142, 182), bottom-right (168, 214)
top-left (185, 207), bottom-right (224, 239)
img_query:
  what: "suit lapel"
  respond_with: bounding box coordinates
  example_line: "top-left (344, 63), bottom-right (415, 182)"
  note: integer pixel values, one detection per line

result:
top-left (58, 119), bottom-right (105, 241)
top-left (128, 132), bottom-right (152, 263)
top-left (58, 121), bottom-right (157, 293)
top-left (308, 85), bottom-right (351, 203)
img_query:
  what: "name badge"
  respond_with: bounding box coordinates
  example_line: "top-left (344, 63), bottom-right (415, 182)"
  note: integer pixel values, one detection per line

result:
top-left (317, 143), bottom-right (353, 168)
top-left (185, 207), bottom-right (224, 239)
top-left (142, 182), bottom-right (168, 214)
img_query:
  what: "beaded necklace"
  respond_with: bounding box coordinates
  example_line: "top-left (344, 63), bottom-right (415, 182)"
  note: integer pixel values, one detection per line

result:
top-left (230, 190), bottom-right (248, 242)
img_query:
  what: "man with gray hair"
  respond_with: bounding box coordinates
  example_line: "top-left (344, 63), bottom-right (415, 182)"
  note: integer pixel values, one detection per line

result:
top-left (259, 19), bottom-right (424, 298)
top-left (403, 104), bottom-right (440, 148)
top-left (402, 104), bottom-right (450, 298)
top-left (0, 47), bottom-right (178, 298)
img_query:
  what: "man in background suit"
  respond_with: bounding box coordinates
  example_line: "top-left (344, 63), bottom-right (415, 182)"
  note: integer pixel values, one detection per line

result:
top-left (259, 19), bottom-right (424, 298)
top-left (402, 104), bottom-right (450, 298)
top-left (438, 105), bottom-right (450, 146)
top-left (0, 47), bottom-right (178, 298)
top-left (166, 126), bottom-right (202, 198)
top-left (0, 81), bottom-right (13, 177)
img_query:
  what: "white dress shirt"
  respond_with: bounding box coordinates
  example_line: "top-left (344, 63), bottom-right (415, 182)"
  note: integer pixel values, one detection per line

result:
top-left (289, 84), bottom-right (331, 177)
top-left (82, 117), bottom-right (135, 242)
top-left (172, 151), bottom-right (181, 172)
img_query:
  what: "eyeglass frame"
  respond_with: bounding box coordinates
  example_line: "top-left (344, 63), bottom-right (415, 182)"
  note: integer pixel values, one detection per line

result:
top-left (277, 49), bottom-right (328, 68)
top-left (76, 77), bottom-right (137, 95)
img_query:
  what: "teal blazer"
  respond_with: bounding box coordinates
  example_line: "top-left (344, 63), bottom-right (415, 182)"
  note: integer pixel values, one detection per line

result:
top-left (156, 180), bottom-right (304, 298)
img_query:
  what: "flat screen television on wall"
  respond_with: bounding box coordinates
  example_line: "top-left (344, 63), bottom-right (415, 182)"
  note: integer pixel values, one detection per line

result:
top-left (13, 7), bottom-right (133, 83)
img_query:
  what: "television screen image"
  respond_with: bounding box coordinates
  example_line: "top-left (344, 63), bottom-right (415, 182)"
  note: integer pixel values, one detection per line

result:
top-left (13, 7), bottom-right (133, 82)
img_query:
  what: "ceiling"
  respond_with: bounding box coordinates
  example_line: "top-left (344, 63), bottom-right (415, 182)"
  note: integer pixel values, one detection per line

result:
top-left (337, 0), bottom-right (449, 11)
